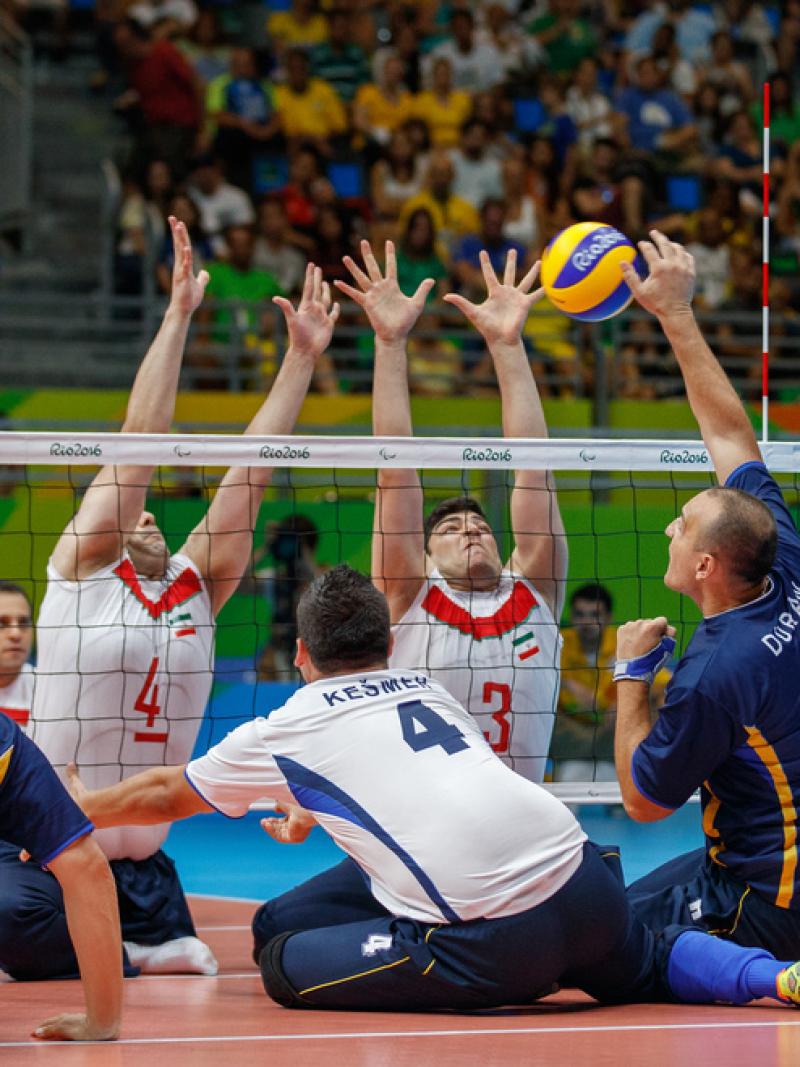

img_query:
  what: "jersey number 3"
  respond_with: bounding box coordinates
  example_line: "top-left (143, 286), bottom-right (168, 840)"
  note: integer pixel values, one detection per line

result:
top-left (398, 699), bottom-right (468, 756)
top-left (134, 656), bottom-right (167, 743)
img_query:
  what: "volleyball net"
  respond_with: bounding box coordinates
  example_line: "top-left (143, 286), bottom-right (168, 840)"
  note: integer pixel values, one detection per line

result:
top-left (4, 432), bottom-right (799, 804)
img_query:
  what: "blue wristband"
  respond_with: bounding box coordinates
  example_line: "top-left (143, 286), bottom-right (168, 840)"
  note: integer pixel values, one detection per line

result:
top-left (613, 635), bottom-right (676, 685)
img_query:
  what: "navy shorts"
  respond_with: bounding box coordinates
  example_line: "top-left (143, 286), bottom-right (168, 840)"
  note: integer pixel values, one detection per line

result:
top-left (259, 842), bottom-right (669, 1012)
top-left (0, 841), bottom-right (195, 980)
top-left (627, 847), bottom-right (800, 958)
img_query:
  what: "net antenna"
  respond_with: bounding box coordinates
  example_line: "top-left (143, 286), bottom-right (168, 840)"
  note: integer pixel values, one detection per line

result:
top-left (762, 79), bottom-right (770, 444)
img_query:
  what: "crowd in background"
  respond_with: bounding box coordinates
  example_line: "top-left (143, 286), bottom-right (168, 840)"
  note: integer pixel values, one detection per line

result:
top-left (6, 0), bottom-right (800, 396)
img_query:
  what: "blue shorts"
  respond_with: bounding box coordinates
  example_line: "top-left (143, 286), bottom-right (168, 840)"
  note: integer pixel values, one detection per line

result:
top-left (0, 841), bottom-right (195, 980)
top-left (627, 847), bottom-right (800, 958)
top-left (258, 843), bottom-right (670, 1011)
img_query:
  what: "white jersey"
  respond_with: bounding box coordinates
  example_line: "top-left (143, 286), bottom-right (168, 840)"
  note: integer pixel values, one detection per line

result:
top-left (32, 552), bottom-right (215, 861)
top-left (0, 663), bottom-right (35, 735)
top-left (187, 668), bottom-right (586, 923)
top-left (389, 570), bottom-right (561, 783)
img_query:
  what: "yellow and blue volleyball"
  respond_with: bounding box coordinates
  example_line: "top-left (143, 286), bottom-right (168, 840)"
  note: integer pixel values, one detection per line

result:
top-left (540, 222), bottom-right (636, 322)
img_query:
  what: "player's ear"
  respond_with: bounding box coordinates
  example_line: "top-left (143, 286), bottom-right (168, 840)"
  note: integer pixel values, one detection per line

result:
top-left (294, 639), bottom-right (307, 669)
top-left (696, 552), bottom-right (716, 582)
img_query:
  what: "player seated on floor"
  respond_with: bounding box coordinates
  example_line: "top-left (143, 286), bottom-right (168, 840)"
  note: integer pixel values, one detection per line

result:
top-left (612, 232), bottom-right (800, 960)
top-left (68, 565), bottom-right (800, 1013)
top-left (0, 714), bottom-right (121, 1042)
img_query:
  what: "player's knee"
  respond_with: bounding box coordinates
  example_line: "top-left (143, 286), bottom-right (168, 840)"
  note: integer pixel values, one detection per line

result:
top-left (259, 932), bottom-right (306, 1009)
top-left (251, 898), bottom-right (286, 963)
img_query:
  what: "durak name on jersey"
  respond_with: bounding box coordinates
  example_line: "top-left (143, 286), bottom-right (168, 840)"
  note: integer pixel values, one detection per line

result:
top-left (761, 579), bottom-right (800, 657)
top-left (323, 675), bottom-right (432, 707)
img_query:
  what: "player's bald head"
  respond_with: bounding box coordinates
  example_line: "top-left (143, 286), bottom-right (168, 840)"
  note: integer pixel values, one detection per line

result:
top-left (297, 564), bottom-right (390, 674)
top-left (696, 487), bottom-right (777, 586)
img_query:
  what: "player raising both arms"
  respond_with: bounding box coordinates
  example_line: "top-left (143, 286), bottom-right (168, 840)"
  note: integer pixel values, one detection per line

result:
top-left (0, 218), bottom-right (339, 982)
top-left (337, 239), bottom-right (568, 784)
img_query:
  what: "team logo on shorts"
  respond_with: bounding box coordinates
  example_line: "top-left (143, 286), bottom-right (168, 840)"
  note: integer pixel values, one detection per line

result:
top-left (361, 933), bottom-right (393, 957)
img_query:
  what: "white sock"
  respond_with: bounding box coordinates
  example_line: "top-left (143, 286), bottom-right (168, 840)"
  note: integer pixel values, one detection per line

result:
top-left (124, 936), bottom-right (218, 976)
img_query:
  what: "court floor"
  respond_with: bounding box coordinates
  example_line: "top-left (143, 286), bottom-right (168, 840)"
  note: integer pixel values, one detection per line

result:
top-left (2, 809), bottom-right (799, 1064)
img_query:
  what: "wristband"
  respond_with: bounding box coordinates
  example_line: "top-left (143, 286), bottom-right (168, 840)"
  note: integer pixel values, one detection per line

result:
top-left (613, 635), bottom-right (676, 685)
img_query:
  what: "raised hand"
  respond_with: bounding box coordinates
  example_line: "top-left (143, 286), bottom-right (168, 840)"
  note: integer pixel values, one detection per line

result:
top-left (168, 215), bottom-right (210, 316)
top-left (335, 239), bottom-right (434, 343)
top-left (620, 230), bottom-right (696, 321)
top-left (273, 262), bottom-right (340, 360)
top-left (260, 802), bottom-right (316, 845)
top-left (444, 250), bottom-right (543, 347)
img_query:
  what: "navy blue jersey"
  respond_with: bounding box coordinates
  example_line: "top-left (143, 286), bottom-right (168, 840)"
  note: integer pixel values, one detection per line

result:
top-left (0, 715), bottom-right (93, 867)
top-left (633, 462), bottom-right (800, 908)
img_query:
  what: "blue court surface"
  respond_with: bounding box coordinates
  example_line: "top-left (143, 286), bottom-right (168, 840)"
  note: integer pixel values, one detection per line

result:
top-left (166, 803), bottom-right (703, 903)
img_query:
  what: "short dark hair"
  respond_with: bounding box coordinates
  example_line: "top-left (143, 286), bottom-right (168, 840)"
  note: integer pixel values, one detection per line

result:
top-left (0, 582), bottom-right (31, 610)
top-left (296, 564), bottom-right (390, 673)
top-left (700, 487), bottom-right (777, 586)
top-left (423, 496), bottom-right (488, 552)
top-left (570, 583), bottom-right (613, 614)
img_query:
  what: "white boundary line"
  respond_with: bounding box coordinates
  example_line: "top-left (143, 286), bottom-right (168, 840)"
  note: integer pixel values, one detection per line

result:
top-left (2, 1018), bottom-right (799, 1048)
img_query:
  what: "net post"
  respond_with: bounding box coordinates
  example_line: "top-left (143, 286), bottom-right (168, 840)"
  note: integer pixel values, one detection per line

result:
top-left (762, 80), bottom-right (770, 445)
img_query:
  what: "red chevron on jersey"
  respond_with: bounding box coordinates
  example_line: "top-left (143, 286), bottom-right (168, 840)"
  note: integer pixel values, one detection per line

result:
top-left (113, 558), bottom-right (202, 619)
top-left (421, 581), bottom-right (537, 639)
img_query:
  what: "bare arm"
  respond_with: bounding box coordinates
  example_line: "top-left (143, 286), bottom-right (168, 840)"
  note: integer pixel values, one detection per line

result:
top-left (33, 836), bottom-right (122, 1041)
top-left (51, 218), bottom-right (209, 581)
top-left (334, 240), bottom-right (434, 620)
top-left (621, 231), bottom-right (761, 484)
top-left (444, 251), bottom-right (568, 619)
top-left (68, 762), bottom-right (212, 827)
top-left (614, 617), bottom-right (675, 823)
top-left (181, 264), bottom-right (339, 615)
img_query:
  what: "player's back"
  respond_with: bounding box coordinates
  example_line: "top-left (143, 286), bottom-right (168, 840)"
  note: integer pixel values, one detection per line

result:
top-left (215, 669), bottom-right (586, 924)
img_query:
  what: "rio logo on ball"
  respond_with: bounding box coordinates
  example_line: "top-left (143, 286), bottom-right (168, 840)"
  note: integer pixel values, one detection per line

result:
top-left (540, 222), bottom-right (636, 322)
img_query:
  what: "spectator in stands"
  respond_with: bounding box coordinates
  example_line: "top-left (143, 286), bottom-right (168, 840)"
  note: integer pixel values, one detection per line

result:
top-left (0, 582), bottom-right (34, 733)
top-left (411, 56), bottom-right (471, 149)
top-left (566, 56), bottom-right (614, 157)
top-left (206, 47), bottom-right (281, 194)
top-left (550, 584), bottom-right (618, 784)
top-left (700, 30), bottom-right (754, 116)
top-left (371, 7), bottom-right (422, 93)
top-left (450, 119), bottom-right (502, 211)
top-left (273, 48), bottom-right (347, 156)
top-left (713, 109), bottom-right (763, 199)
top-left (471, 91), bottom-right (517, 161)
top-left (776, 141), bottom-right (800, 275)
top-left (156, 191), bottom-right (213, 296)
top-left (624, 0), bottom-right (715, 65)
top-left (527, 135), bottom-right (562, 218)
top-left (253, 197), bottom-right (307, 297)
top-left (398, 150), bottom-right (479, 249)
top-left (370, 128), bottom-right (423, 239)
top-left (310, 8), bottom-right (369, 104)
top-left (267, 0), bottom-right (328, 58)
top-left (452, 199), bottom-right (528, 300)
top-left (572, 137), bottom-right (647, 238)
top-left (685, 208), bottom-right (731, 310)
top-left (179, 7), bottom-right (230, 85)
top-left (113, 17), bottom-right (203, 179)
top-left (713, 245), bottom-right (762, 387)
top-left (752, 72), bottom-right (800, 154)
top-left (713, 0), bottom-right (777, 72)
top-left (309, 206), bottom-right (353, 285)
top-left (278, 146), bottom-right (323, 249)
top-left (253, 515), bottom-right (327, 681)
top-left (528, 0), bottom-right (598, 75)
top-left (187, 153), bottom-right (255, 253)
top-left (693, 81), bottom-right (727, 158)
top-left (353, 55), bottom-right (414, 149)
top-left (537, 77), bottom-right (579, 177)
top-left (115, 162), bottom-right (172, 295)
top-left (480, 2), bottom-right (543, 83)
top-left (424, 9), bottom-right (505, 93)
top-left (776, 1), bottom-right (800, 75)
top-left (613, 55), bottom-right (698, 170)
top-left (407, 310), bottom-right (463, 397)
top-left (501, 155), bottom-right (541, 250)
top-left (647, 21), bottom-right (698, 98)
top-left (395, 208), bottom-right (449, 303)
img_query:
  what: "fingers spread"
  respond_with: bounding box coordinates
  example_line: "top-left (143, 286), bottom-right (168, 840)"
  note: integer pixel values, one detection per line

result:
top-left (503, 248), bottom-right (518, 287)
top-left (479, 249), bottom-right (500, 291)
top-left (333, 278), bottom-right (367, 305)
top-left (342, 255), bottom-right (371, 291)
top-left (519, 259), bottom-right (541, 293)
top-left (361, 239), bottom-right (382, 283)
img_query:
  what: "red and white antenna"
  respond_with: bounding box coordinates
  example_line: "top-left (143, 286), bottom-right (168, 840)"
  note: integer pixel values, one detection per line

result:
top-left (762, 81), bottom-right (770, 444)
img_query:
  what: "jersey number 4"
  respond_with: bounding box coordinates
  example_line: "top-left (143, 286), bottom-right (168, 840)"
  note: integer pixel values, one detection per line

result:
top-left (134, 656), bottom-right (167, 743)
top-left (398, 699), bottom-right (468, 756)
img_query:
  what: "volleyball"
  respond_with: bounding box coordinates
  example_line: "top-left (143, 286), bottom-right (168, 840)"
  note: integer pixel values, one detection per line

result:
top-left (540, 222), bottom-right (637, 322)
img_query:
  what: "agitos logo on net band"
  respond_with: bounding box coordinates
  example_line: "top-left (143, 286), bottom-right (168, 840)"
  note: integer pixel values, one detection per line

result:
top-left (258, 444), bottom-right (311, 460)
top-left (461, 446), bottom-right (513, 463)
top-left (659, 448), bottom-right (710, 465)
top-left (49, 442), bottom-right (103, 457)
